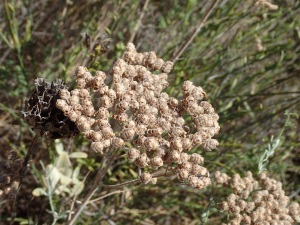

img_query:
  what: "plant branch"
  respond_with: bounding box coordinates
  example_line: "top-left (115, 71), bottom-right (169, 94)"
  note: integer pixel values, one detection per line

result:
top-left (88, 185), bottom-right (141, 204)
top-left (10, 134), bottom-right (39, 225)
top-left (128, 0), bottom-right (150, 44)
top-left (67, 148), bottom-right (121, 225)
top-left (171, 0), bottom-right (220, 63)
top-left (68, 171), bottom-right (91, 221)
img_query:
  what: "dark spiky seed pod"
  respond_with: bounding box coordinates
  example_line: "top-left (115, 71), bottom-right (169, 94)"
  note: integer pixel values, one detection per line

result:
top-left (22, 78), bottom-right (80, 139)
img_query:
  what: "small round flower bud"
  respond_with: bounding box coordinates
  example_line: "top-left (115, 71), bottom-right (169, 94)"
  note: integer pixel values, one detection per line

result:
top-left (102, 139), bottom-right (111, 148)
top-left (85, 130), bottom-right (95, 141)
top-left (244, 202), bottom-right (255, 213)
top-left (79, 89), bottom-right (90, 99)
top-left (124, 51), bottom-right (136, 63)
top-left (75, 115), bottom-right (87, 125)
top-left (190, 164), bottom-right (202, 176)
top-left (111, 137), bottom-right (125, 148)
top-left (68, 111), bottom-right (79, 122)
top-left (76, 78), bottom-right (86, 89)
top-left (201, 177), bottom-right (211, 186)
top-left (83, 106), bottom-right (95, 117)
top-left (100, 95), bottom-right (113, 108)
top-left (134, 53), bottom-right (144, 65)
top-left (147, 51), bottom-right (157, 66)
top-left (188, 175), bottom-right (199, 187)
top-left (96, 107), bottom-right (109, 119)
top-left (147, 128), bottom-right (163, 137)
top-left (56, 99), bottom-right (67, 110)
top-left (91, 142), bottom-right (104, 154)
top-left (76, 66), bottom-right (88, 78)
top-left (143, 137), bottom-right (159, 151)
top-left (149, 156), bottom-right (163, 170)
top-left (68, 95), bottom-right (80, 105)
top-left (237, 200), bottom-right (247, 211)
top-left (134, 153), bottom-right (149, 168)
top-left (127, 148), bottom-right (140, 162)
top-left (202, 139), bottom-right (219, 151)
top-left (139, 171), bottom-right (152, 185)
top-left (178, 162), bottom-right (192, 173)
top-left (96, 119), bottom-right (110, 129)
top-left (190, 153), bottom-right (204, 165)
top-left (177, 169), bottom-right (189, 182)
top-left (59, 89), bottom-right (70, 100)
top-left (112, 113), bottom-right (128, 123)
top-left (152, 58), bottom-right (164, 71)
top-left (190, 134), bottom-right (203, 147)
top-left (169, 126), bottom-right (186, 138)
top-left (97, 85), bottom-right (109, 96)
top-left (95, 71), bottom-right (106, 80)
top-left (102, 127), bottom-right (115, 139)
top-left (170, 137), bottom-right (183, 151)
top-left (218, 201), bottom-right (229, 211)
top-left (169, 150), bottom-right (181, 163)
top-left (77, 122), bottom-right (91, 132)
top-left (82, 99), bottom-right (93, 107)
top-left (122, 128), bottom-right (135, 140)
top-left (161, 61), bottom-right (173, 73)
top-left (230, 206), bottom-right (241, 215)
top-left (182, 138), bottom-right (193, 151)
top-left (92, 131), bottom-right (102, 142)
top-left (180, 152), bottom-right (190, 163)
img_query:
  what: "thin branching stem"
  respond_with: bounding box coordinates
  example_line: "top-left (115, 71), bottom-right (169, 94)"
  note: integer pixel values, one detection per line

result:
top-left (10, 134), bottom-right (39, 225)
top-left (172, 0), bottom-right (220, 63)
top-left (67, 147), bottom-right (121, 225)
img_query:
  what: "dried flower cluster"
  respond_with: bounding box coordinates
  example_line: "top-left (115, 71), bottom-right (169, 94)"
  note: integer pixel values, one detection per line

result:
top-left (56, 42), bottom-right (219, 189)
top-left (215, 171), bottom-right (300, 225)
top-left (0, 151), bottom-right (22, 200)
top-left (22, 78), bottom-right (80, 139)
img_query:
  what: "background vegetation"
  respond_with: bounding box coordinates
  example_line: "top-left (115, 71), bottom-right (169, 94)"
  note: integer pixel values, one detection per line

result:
top-left (0, 0), bottom-right (299, 224)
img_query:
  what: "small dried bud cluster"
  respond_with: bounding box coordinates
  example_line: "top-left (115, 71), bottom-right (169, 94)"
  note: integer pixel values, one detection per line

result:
top-left (59, 43), bottom-right (220, 189)
top-left (216, 171), bottom-right (299, 225)
top-left (0, 151), bottom-right (22, 201)
top-left (22, 78), bottom-right (80, 139)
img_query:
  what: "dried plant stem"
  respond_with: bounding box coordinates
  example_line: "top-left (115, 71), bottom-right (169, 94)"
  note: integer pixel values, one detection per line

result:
top-left (68, 171), bottom-right (91, 221)
top-left (99, 179), bottom-right (139, 189)
top-left (10, 134), bottom-right (39, 225)
top-left (128, 0), bottom-right (150, 44)
top-left (172, 0), bottom-right (220, 63)
top-left (67, 148), bottom-right (121, 225)
top-left (88, 185), bottom-right (141, 204)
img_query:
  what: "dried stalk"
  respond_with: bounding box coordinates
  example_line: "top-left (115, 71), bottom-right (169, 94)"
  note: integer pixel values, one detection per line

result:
top-left (67, 148), bottom-right (121, 225)
top-left (172, 0), bottom-right (220, 63)
top-left (10, 134), bottom-right (39, 225)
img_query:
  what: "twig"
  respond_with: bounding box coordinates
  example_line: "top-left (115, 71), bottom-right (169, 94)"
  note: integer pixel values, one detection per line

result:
top-left (98, 179), bottom-right (139, 189)
top-left (88, 185), bottom-right (141, 204)
top-left (171, 0), bottom-right (220, 63)
top-left (114, 153), bottom-right (127, 161)
top-left (10, 134), bottom-right (39, 225)
top-left (67, 148), bottom-right (121, 225)
top-left (128, 0), bottom-right (150, 44)
top-left (68, 171), bottom-right (91, 221)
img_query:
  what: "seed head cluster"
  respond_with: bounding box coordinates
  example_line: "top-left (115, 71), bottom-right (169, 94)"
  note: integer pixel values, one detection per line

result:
top-left (215, 171), bottom-right (300, 225)
top-left (0, 151), bottom-right (22, 201)
top-left (57, 43), bottom-right (220, 189)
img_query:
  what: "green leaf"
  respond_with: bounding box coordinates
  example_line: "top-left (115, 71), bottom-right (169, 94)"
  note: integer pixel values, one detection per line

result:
top-left (55, 139), bottom-right (64, 155)
top-left (56, 152), bottom-right (72, 177)
top-left (32, 187), bottom-right (47, 196)
top-left (69, 152), bottom-right (88, 158)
